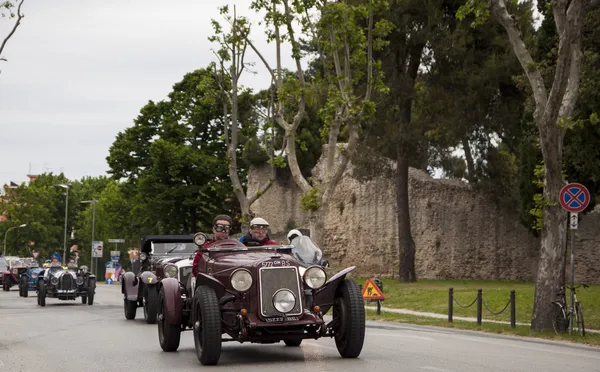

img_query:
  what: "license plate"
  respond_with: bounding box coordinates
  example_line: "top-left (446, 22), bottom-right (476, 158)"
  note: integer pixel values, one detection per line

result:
top-left (264, 316), bottom-right (299, 322)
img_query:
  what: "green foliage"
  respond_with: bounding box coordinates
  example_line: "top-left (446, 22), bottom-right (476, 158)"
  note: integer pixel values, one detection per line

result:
top-left (300, 186), bottom-right (321, 212)
top-left (456, 0), bottom-right (490, 28)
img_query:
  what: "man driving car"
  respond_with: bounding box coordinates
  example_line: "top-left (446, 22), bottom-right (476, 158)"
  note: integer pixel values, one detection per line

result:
top-left (240, 217), bottom-right (278, 246)
top-left (191, 214), bottom-right (232, 277)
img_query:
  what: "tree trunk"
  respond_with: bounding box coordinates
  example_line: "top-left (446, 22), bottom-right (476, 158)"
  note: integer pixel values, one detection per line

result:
top-left (530, 126), bottom-right (568, 331)
top-left (462, 137), bottom-right (476, 182)
top-left (190, 207), bottom-right (197, 233)
top-left (396, 155), bottom-right (416, 282)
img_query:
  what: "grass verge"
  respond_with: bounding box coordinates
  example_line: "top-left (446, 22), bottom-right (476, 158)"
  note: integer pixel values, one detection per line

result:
top-left (366, 310), bottom-right (600, 347)
top-left (353, 277), bottom-right (600, 330)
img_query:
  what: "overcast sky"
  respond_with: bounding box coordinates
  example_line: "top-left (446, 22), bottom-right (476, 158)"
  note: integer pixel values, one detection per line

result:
top-left (0, 0), bottom-right (300, 187)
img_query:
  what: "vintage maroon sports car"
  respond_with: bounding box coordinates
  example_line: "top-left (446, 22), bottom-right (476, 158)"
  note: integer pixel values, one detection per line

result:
top-left (2, 258), bottom-right (28, 292)
top-left (157, 232), bottom-right (365, 365)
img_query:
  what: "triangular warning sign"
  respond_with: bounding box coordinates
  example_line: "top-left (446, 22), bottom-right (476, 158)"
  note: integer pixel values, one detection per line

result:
top-left (32, 251), bottom-right (40, 259)
top-left (362, 278), bottom-right (385, 300)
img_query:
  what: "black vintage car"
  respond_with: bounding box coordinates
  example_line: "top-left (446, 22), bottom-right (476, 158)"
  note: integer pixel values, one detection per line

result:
top-left (157, 232), bottom-right (365, 366)
top-left (37, 262), bottom-right (96, 306)
top-left (121, 235), bottom-right (197, 324)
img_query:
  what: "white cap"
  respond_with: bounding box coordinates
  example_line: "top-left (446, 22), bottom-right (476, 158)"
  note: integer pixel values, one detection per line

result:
top-left (250, 217), bottom-right (269, 226)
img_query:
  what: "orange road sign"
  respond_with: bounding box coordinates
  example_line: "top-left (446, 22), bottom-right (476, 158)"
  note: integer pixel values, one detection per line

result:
top-left (362, 278), bottom-right (385, 300)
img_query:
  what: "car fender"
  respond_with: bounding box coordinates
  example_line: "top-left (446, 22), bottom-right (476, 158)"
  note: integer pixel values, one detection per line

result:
top-left (123, 271), bottom-right (139, 301)
top-left (313, 266), bottom-right (356, 314)
top-left (140, 271), bottom-right (158, 285)
top-left (195, 272), bottom-right (226, 299)
top-left (160, 278), bottom-right (182, 325)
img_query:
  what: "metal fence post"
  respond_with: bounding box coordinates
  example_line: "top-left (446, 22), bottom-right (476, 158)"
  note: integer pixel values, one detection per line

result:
top-left (477, 288), bottom-right (482, 325)
top-left (510, 290), bottom-right (516, 328)
top-left (448, 287), bottom-right (453, 323)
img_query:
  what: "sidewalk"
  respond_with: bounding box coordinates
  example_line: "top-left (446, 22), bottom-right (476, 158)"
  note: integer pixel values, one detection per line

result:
top-left (365, 305), bottom-right (600, 334)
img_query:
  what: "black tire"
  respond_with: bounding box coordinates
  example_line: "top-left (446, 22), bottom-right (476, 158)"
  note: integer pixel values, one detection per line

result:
top-left (144, 286), bottom-right (158, 324)
top-left (576, 303), bottom-right (585, 337)
top-left (38, 280), bottom-right (46, 307)
top-left (552, 303), bottom-right (568, 334)
top-left (19, 278), bottom-right (25, 297)
top-left (87, 280), bottom-right (95, 306)
top-left (193, 285), bottom-right (222, 365)
top-left (332, 279), bottom-right (365, 358)
top-left (2, 279), bottom-right (9, 292)
top-left (124, 299), bottom-right (137, 319)
top-left (158, 286), bottom-right (181, 351)
top-left (81, 295), bottom-right (87, 304)
top-left (22, 278), bottom-right (28, 298)
top-left (284, 339), bottom-right (303, 347)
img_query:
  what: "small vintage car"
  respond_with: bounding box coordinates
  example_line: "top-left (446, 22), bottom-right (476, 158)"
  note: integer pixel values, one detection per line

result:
top-left (122, 235), bottom-right (196, 324)
top-left (18, 260), bottom-right (43, 297)
top-left (157, 232), bottom-right (365, 365)
top-left (2, 258), bottom-right (29, 292)
top-left (37, 262), bottom-right (96, 306)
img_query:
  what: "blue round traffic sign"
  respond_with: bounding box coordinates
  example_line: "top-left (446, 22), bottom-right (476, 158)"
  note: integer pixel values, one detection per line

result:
top-left (559, 183), bottom-right (590, 213)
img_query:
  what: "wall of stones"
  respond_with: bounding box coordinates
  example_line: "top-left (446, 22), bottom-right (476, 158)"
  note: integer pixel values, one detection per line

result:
top-left (247, 157), bottom-right (600, 284)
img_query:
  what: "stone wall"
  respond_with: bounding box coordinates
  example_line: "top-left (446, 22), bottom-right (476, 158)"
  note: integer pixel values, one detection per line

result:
top-left (248, 156), bottom-right (600, 284)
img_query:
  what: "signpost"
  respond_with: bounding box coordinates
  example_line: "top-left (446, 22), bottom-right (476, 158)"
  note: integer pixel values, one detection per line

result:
top-left (92, 241), bottom-right (103, 279)
top-left (559, 183), bottom-right (590, 335)
top-left (362, 277), bottom-right (385, 315)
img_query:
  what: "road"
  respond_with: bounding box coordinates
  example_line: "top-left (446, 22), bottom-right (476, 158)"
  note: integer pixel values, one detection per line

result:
top-left (1, 285), bottom-right (600, 372)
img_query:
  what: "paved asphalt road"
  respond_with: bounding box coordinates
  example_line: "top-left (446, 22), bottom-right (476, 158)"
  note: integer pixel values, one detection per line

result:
top-left (1, 285), bottom-right (600, 372)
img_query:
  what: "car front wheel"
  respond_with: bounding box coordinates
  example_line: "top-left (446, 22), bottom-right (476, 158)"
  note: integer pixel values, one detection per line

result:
top-left (193, 285), bottom-right (222, 365)
top-left (144, 286), bottom-right (158, 324)
top-left (38, 280), bottom-right (46, 307)
top-left (158, 286), bottom-right (181, 351)
top-left (332, 279), bottom-right (365, 358)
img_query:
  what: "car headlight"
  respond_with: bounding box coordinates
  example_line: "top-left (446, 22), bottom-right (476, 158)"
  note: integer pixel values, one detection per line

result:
top-left (140, 252), bottom-right (147, 261)
top-left (12, 269), bottom-right (17, 274)
top-left (230, 269), bottom-right (252, 292)
top-left (303, 266), bottom-right (327, 289)
top-left (272, 289), bottom-right (296, 314)
top-left (76, 276), bottom-right (84, 285)
top-left (51, 277), bottom-right (59, 285)
top-left (80, 265), bottom-right (88, 274)
top-left (194, 232), bottom-right (207, 247)
top-left (164, 264), bottom-right (177, 278)
top-left (31, 272), bottom-right (38, 279)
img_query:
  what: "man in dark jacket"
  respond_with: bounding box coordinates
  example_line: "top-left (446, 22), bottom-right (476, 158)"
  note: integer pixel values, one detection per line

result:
top-left (192, 214), bottom-right (232, 277)
top-left (240, 217), bottom-right (278, 246)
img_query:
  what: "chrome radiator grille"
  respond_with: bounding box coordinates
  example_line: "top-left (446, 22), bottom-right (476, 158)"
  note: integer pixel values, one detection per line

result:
top-left (259, 266), bottom-right (303, 317)
top-left (59, 274), bottom-right (75, 290)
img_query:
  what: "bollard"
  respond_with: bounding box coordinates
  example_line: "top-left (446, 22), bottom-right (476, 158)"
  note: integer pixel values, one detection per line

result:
top-left (477, 288), bottom-right (482, 326)
top-left (448, 287), bottom-right (454, 322)
top-left (510, 290), bottom-right (516, 328)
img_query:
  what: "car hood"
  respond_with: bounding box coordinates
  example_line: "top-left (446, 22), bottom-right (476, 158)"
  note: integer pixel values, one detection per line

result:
top-left (209, 250), bottom-right (298, 268)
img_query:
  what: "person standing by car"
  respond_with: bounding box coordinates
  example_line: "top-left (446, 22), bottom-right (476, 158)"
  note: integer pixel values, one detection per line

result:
top-left (240, 217), bottom-right (278, 246)
top-left (192, 214), bottom-right (232, 277)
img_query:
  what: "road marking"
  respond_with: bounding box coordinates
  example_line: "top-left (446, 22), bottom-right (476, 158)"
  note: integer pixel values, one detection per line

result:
top-left (368, 331), bottom-right (436, 342)
top-left (421, 367), bottom-right (453, 372)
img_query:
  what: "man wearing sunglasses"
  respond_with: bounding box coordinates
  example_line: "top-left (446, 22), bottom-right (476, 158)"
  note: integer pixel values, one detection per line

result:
top-left (192, 214), bottom-right (232, 276)
top-left (240, 217), bottom-right (278, 246)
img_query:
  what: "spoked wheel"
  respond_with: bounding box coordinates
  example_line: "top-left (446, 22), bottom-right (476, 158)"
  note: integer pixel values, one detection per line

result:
top-left (332, 279), bottom-right (365, 358)
top-left (552, 303), bottom-right (568, 334)
top-left (158, 286), bottom-right (181, 351)
top-left (38, 280), bottom-right (46, 307)
top-left (144, 286), bottom-right (158, 324)
top-left (193, 285), bottom-right (222, 365)
top-left (576, 303), bottom-right (585, 337)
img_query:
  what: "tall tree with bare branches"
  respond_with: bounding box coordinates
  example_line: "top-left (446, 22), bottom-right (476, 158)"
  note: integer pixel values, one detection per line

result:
top-left (458, 0), bottom-right (600, 331)
top-left (1, 0), bottom-right (25, 68)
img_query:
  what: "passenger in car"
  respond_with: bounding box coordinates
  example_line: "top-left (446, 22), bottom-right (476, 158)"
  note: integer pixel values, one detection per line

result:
top-left (191, 214), bottom-right (232, 277)
top-left (240, 217), bottom-right (279, 246)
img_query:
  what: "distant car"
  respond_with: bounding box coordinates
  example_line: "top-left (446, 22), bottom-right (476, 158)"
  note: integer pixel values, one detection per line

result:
top-left (2, 258), bottom-right (28, 292)
top-left (121, 235), bottom-right (197, 324)
top-left (0, 257), bottom-right (8, 288)
top-left (19, 260), bottom-right (43, 297)
top-left (37, 262), bottom-right (96, 306)
top-left (157, 232), bottom-right (365, 366)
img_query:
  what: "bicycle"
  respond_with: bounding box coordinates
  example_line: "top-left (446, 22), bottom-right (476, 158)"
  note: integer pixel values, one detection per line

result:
top-left (552, 283), bottom-right (588, 336)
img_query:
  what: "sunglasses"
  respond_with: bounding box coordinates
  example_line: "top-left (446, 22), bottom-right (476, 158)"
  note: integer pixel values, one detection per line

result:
top-left (214, 224), bottom-right (231, 233)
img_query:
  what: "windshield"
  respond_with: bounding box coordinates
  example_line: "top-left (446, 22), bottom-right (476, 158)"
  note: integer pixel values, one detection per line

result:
top-left (151, 242), bottom-right (197, 255)
top-left (290, 235), bottom-right (322, 264)
top-left (0, 258), bottom-right (7, 271)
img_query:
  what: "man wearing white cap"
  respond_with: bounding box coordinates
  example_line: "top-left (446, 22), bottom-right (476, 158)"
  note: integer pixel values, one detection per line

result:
top-left (240, 217), bottom-right (279, 246)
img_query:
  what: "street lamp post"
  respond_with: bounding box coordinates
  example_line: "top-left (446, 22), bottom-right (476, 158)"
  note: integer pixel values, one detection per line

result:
top-left (3, 223), bottom-right (27, 257)
top-left (81, 200), bottom-right (98, 276)
top-left (55, 184), bottom-right (70, 265)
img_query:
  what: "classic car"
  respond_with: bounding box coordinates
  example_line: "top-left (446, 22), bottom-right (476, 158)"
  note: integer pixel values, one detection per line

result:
top-left (122, 235), bottom-right (196, 324)
top-left (37, 262), bottom-right (96, 306)
top-left (157, 232), bottom-right (365, 365)
top-left (18, 260), bottom-right (43, 297)
top-left (2, 258), bottom-right (29, 292)
top-left (0, 256), bottom-right (8, 287)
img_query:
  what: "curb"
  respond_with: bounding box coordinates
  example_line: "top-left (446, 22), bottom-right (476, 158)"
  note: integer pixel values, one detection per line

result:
top-left (365, 305), bottom-right (600, 334)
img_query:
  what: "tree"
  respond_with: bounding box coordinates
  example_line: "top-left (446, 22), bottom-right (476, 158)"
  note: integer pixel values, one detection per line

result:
top-left (246, 0), bottom-right (392, 242)
top-left (457, 0), bottom-right (598, 331)
top-left (0, 0), bottom-right (25, 68)
top-left (209, 5), bottom-right (277, 231)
